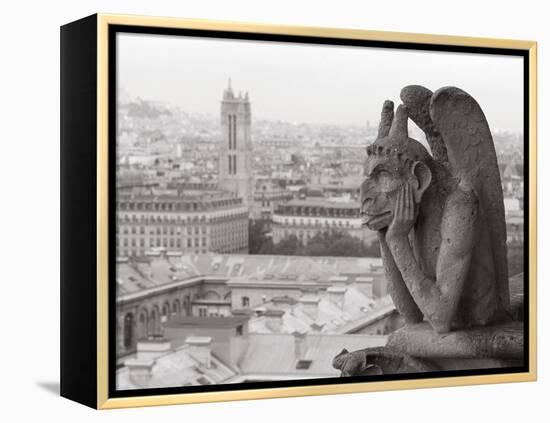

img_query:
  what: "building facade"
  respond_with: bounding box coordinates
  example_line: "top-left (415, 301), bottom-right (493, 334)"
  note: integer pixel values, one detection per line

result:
top-left (251, 179), bottom-right (293, 223)
top-left (116, 253), bottom-right (389, 359)
top-left (271, 198), bottom-right (376, 245)
top-left (219, 80), bottom-right (253, 211)
top-left (116, 189), bottom-right (249, 257)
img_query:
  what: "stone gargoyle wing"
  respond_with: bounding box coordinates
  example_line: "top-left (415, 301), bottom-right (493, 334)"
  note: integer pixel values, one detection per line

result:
top-left (400, 85), bottom-right (511, 314)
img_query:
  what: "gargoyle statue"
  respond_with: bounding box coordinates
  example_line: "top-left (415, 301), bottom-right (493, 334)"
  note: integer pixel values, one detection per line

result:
top-left (360, 85), bottom-right (511, 334)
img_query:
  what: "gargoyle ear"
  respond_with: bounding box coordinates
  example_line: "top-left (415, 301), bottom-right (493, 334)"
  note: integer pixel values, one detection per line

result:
top-left (411, 161), bottom-right (432, 203)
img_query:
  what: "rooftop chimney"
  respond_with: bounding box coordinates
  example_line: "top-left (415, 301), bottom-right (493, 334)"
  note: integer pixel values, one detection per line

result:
top-left (327, 286), bottom-right (347, 309)
top-left (136, 337), bottom-right (172, 361)
top-left (124, 358), bottom-right (155, 387)
top-left (264, 309), bottom-right (285, 333)
top-left (355, 276), bottom-right (374, 297)
top-left (186, 336), bottom-right (212, 368)
top-left (299, 297), bottom-right (320, 320)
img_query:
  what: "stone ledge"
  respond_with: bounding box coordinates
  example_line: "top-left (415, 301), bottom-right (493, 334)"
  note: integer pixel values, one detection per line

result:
top-left (387, 321), bottom-right (523, 360)
top-left (333, 346), bottom-right (438, 376)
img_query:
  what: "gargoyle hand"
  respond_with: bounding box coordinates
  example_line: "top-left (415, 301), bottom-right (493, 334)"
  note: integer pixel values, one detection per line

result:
top-left (387, 182), bottom-right (415, 241)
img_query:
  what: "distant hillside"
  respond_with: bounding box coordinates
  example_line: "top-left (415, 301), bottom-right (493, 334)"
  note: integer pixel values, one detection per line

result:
top-left (125, 99), bottom-right (172, 119)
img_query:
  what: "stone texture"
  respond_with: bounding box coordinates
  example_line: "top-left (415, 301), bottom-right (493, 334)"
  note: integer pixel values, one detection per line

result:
top-left (359, 85), bottom-right (511, 334)
top-left (332, 346), bottom-right (438, 376)
top-left (336, 86), bottom-right (524, 377)
top-left (333, 321), bottom-right (523, 375)
top-left (387, 322), bottom-right (523, 360)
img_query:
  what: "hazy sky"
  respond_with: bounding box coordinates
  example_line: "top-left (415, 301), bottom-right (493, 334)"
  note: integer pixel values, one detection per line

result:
top-left (117, 33), bottom-right (524, 133)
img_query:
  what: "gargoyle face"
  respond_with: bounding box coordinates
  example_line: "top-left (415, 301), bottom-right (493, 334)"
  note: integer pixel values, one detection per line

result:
top-left (361, 102), bottom-right (434, 231)
top-left (360, 154), bottom-right (410, 231)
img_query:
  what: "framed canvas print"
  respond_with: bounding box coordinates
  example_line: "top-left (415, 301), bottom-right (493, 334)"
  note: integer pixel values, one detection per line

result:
top-left (60, 14), bottom-right (537, 409)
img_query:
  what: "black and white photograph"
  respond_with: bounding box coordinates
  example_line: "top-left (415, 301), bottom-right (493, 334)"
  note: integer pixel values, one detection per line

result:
top-left (113, 29), bottom-right (527, 392)
top-left (5, 0), bottom-right (550, 419)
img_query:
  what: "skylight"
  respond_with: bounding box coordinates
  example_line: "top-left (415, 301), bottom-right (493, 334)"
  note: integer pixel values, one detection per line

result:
top-left (296, 360), bottom-right (312, 370)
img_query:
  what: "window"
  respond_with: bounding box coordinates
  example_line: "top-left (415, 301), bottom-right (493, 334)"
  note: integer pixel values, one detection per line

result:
top-left (232, 115), bottom-right (237, 149)
top-left (241, 296), bottom-right (250, 307)
top-left (228, 114), bottom-right (232, 150)
top-left (233, 155), bottom-right (237, 174)
top-left (172, 300), bottom-right (180, 316)
top-left (123, 313), bottom-right (134, 349)
top-left (198, 308), bottom-right (207, 317)
top-left (236, 325), bottom-right (243, 336)
top-left (228, 155), bottom-right (232, 174)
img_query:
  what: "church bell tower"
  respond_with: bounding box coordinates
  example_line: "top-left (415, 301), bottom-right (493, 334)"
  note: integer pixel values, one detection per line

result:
top-left (219, 79), bottom-right (252, 211)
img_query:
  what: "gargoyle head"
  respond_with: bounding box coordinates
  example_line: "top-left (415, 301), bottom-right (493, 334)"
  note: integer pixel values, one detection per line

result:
top-left (360, 101), bottom-right (434, 231)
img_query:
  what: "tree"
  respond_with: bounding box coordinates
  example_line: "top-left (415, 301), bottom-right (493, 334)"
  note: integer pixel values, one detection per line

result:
top-left (258, 239), bottom-right (274, 254)
top-left (271, 234), bottom-right (302, 255)
top-left (302, 229), bottom-right (381, 257)
top-left (248, 219), bottom-right (271, 254)
top-left (253, 228), bottom-right (381, 258)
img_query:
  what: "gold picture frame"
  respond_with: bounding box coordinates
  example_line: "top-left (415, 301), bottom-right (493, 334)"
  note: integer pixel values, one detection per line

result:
top-left (60, 13), bottom-right (537, 409)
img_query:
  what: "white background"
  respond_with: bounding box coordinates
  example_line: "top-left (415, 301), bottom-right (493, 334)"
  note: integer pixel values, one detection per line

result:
top-left (0, 0), bottom-right (546, 421)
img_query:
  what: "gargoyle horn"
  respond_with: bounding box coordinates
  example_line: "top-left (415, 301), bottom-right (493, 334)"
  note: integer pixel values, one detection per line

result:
top-left (377, 100), bottom-right (394, 140)
top-left (388, 104), bottom-right (409, 140)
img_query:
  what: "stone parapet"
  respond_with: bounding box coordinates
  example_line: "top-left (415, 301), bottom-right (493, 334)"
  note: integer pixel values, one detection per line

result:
top-left (387, 322), bottom-right (523, 360)
top-left (333, 321), bottom-right (524, 375)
